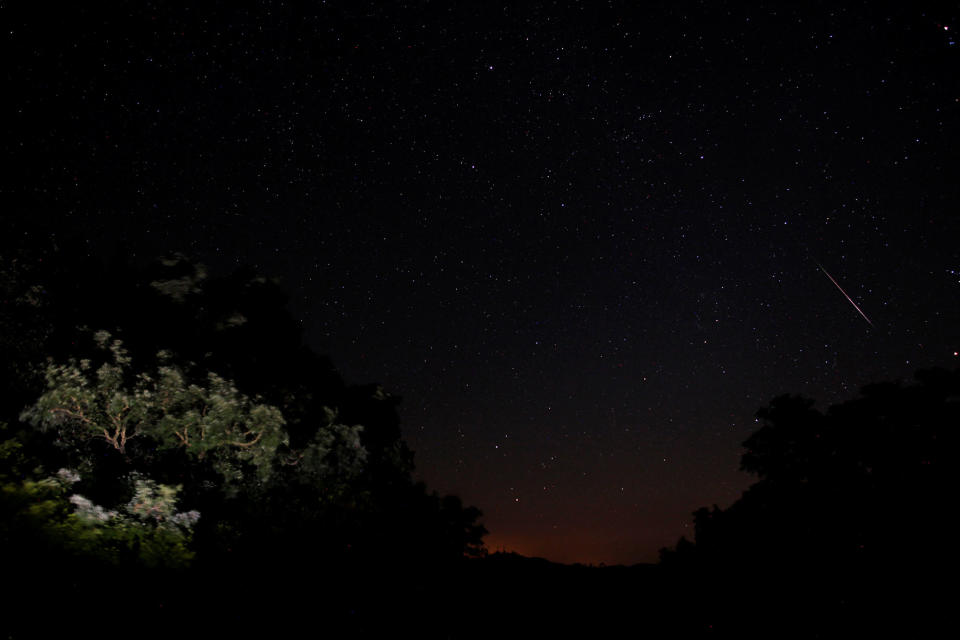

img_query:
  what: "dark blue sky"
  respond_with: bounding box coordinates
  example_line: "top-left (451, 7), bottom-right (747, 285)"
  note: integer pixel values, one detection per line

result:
top-left (6, 1), bottom-right (958, 563)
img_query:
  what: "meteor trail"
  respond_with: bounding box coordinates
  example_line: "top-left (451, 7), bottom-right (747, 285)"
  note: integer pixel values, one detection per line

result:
top-left (817, 263), bottom-right (874, 327)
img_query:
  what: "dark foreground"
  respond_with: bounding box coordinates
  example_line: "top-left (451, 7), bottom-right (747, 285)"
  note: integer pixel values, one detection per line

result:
top-left (4, 550), bottom-right (942, 639)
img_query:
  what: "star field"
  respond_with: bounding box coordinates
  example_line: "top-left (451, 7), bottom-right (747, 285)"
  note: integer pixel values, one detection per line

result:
top-left (5, 1), bottom-right (959, 563)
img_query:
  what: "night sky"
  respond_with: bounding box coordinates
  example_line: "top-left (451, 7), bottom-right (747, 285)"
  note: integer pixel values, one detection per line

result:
top-left (6, 1), bottom-right (959, 564)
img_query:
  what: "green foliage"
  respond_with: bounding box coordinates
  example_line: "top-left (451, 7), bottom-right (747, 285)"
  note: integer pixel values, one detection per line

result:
top-left (0, 422), bottom-right (27, 475)
top-left (22, 331), bottom-right (289, 488)
top-left (1, 426), bottom-right (198, 569)
top-left (19, 328), bottom-right (377, 521)
top-left (149, 256), bottom-right (207, 301)
top-left (291, 406), bottom-right (367, 487)
top-left (56, 473), bottom-right (199, 568)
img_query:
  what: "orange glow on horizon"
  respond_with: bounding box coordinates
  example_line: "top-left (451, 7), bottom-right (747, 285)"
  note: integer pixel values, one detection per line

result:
top-left (483, 531), bottom-right (646, 566)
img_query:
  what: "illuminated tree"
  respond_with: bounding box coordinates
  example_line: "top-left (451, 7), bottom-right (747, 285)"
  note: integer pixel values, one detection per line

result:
top-left (22, 330), bottom-right (289, 490)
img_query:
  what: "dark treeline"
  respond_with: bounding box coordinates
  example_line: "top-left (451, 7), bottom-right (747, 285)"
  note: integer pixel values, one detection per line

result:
top-left (1, 237), bottom-right (951, 637)
top-left (658, 368), bottom-right (953, 636)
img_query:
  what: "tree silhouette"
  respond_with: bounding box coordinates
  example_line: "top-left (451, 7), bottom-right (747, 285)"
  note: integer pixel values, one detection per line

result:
top-left (661, 369), bottom-right (956, 636)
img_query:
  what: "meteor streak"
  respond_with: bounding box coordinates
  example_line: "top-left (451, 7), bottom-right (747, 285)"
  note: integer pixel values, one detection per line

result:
top-left (817, 263), bottom-right (874, 327)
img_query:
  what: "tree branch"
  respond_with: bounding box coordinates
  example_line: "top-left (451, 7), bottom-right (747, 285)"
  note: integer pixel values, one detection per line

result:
top-left (230, 431), bottom-right (263, 448)
top-left (49, 407), bottom-right (94, 425)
